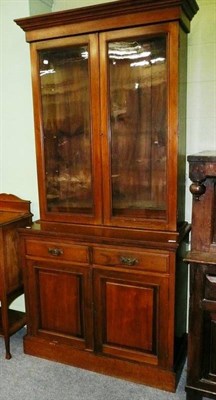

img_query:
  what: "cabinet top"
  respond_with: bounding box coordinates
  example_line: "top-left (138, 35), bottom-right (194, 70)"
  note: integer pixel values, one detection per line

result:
top-left (188, 151), bottom-right (216, 163)
top-left (0, 194), bottom-right (32, 226)
top-left (0, 193), bottom-right (31, 214)
top-left (15, 0), bottom-right (199, 39)
top-left (188, 151), bottom-right (216, 182)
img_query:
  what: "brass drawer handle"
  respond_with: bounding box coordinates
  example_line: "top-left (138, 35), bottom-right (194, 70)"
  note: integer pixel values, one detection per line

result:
top-left (48, 248), bottom-right (63, 256)
top-left (120, 256), bottom-right (138, 266)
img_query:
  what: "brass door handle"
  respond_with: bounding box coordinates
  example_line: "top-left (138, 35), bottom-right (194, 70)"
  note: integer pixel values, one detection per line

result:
top-left (120, 256), bottom-right (138, 266)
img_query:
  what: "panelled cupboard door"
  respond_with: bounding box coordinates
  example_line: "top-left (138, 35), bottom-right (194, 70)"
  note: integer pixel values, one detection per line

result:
top-left (187, 264), bottom-right (216, 389)
top-left (30, 34), bottom-right (102, 225)
top-left (93, 267), bottom-right (172, 368)
top-left (25, 259), bottom-right (93, 350)
top-left (100, 23), bottom-right (179, 231)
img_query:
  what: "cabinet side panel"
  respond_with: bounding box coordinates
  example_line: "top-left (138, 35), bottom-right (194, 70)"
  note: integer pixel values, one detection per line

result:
top-left (175, 240), bottom-right (188, 339)
top-left (3, 218), bottom-right (31, 292)
top-left (177, 28), bottom-right (187, 224)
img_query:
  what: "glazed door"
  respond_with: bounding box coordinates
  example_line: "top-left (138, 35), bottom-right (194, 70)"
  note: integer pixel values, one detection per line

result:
top-left (100, 24), bottom-right (178, 230)
top-left (93, 267), bottom-right (171, 368)
top-left (30, 34), bottom-right (102, 224)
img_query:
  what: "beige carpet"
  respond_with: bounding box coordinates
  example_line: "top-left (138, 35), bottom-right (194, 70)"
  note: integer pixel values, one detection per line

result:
top-left (0, 328), bottom-right (208, 400)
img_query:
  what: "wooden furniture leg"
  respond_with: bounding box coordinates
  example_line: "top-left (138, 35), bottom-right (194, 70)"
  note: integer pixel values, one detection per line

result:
top-left (1, 298), bottom-right (11, 359)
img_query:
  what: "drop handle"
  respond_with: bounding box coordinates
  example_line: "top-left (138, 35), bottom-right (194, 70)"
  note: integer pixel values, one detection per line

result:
top-left (120, 256), bottom-right (138, 266)
top-left (48, 248), bottom-right (63, 256)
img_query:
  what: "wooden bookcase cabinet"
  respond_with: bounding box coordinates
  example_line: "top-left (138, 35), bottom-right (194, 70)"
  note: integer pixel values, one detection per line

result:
top-left (185, 152), bottom-right (216, 400)
top-left (15, 0), bottom-right (198, 392)
top-left (0, 194), bottom-right (32, 359)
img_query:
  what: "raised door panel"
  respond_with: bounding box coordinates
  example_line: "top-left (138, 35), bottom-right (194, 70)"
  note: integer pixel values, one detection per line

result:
top-left (105, 282), bottom-right (154, 352)
top-left (38, 270), bottom-right (82, 336)
top-left (30, 34), bottom-right (102, 225)
top-left (100, 23), bottom-right (179, 231)
top-left (26, 259), bottom-right (93, 350)
top-left (93, 268), bottom-right (171, 367)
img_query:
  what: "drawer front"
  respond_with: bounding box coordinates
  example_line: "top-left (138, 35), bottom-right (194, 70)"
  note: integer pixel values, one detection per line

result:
top-left (93, 247), bottom-right (169, 272)
top-left (25, 240), bottom-right (89, 264)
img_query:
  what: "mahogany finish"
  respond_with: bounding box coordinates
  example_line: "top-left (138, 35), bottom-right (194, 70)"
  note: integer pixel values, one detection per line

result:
top-left (185, 151), bottom-right (216, 400)
top-left (0, 194), bottom-right (32, 359)
top-left (15, 0), bottom-right (198, 392)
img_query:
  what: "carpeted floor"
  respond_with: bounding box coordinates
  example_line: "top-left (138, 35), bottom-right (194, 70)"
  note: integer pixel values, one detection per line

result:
top-left (0, 328), bottom-right (207, 400)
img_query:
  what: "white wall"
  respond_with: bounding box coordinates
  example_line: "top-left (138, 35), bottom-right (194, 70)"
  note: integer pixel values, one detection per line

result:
top-left (0, 0), bottom-right (37, 312)
top-left (0, 0), bottom-right (39, 220)
top-left (52, 0), bottom-right (117, 11)
top-left (29, 0), bottom-right (53, 15)
top-left (185, 0), bottom-right (216, 220)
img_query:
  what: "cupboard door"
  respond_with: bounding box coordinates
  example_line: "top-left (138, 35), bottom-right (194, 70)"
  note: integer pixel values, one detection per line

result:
top-left (100, 24), bottom-right (178, 230)
top-left (202, 309), bottom-right (216, 383)
top-left (25, 259), bottom-right (93, 350)
top-left (31, 34), bottom-right (102, 224)
top-left (93, 267), bottom-right (172, 367)
top-left (187, 265), bottom-right (216, 389)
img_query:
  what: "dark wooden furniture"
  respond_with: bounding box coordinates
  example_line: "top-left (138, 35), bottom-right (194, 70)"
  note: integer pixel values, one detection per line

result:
top-left (0, 194), bottom-right (32, 359)
top-left (185, 151), bottom-right (216, 400)
top-left (15, 0), bottom-right (198, 392)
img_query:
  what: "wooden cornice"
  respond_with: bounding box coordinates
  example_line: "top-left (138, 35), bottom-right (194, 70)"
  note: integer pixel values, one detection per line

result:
top-left (15, 0), bottom-right (199, 34)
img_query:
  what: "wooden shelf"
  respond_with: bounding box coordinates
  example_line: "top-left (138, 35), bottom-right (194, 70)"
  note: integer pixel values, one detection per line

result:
top-left (0, 309), bottom-right (26, 336)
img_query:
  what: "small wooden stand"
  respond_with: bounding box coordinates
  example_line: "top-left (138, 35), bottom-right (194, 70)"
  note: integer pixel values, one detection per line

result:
top-left (0, 194), bottom-right (32, 359)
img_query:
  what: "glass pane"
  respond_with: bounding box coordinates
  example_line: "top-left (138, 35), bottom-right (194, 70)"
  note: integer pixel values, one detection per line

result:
top-left (109, 36), bottom-right (167, 219)
top-left (39, 45), bottom-right (93, 214)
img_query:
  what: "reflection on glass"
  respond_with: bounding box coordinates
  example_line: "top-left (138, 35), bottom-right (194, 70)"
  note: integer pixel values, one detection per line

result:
top-left (39, 45), bottom-right (93, 214)
top-left (109, 36), bottom-right (167, 219)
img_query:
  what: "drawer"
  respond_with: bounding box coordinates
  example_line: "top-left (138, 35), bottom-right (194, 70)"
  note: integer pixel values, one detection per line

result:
top-left (205, 274), bottom-right (216, 301)
top-left (93, 247), bottom-right (169, 272)
top-left (25, 240), bottom-right (89, 264)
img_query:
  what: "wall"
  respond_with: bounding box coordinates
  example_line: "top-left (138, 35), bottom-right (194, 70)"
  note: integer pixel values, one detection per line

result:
top-left (0, 0), bottom-right (33, 312)
top-left (52, 0), bottom-right (117, 11)
top-left (185, 0), bottom-right (216, 220)
top-left (0, 0), bottom-right (39, 220)
top-left (29, 0), bottom-right (53, 15)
